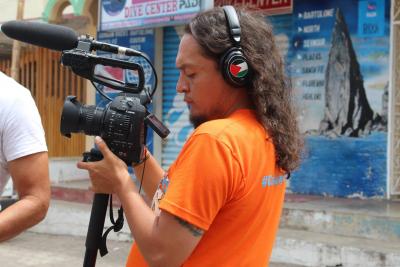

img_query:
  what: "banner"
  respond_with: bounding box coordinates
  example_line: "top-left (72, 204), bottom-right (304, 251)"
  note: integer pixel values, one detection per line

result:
top-left (100, 0), bottom-right (201, 31)
top-left (214, 0), bottom-right (293, 15)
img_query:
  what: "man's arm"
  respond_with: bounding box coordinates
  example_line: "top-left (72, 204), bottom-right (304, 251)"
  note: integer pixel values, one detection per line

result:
top-left (117, 183), bottom-right (203, 267)
top-left (132, 150), bottom-right (165, 198)
top-left (77, 137), bottom-right (202, 267)
top-left (0, 151), bottom-right (50, 242)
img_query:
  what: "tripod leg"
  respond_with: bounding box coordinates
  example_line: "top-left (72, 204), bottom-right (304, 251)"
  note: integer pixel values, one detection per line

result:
top-left (83, 193), bottom-right (109, 267)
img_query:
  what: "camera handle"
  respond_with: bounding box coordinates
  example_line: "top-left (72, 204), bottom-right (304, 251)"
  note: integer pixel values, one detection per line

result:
top-left (82, 148), bottom-right (108, 267)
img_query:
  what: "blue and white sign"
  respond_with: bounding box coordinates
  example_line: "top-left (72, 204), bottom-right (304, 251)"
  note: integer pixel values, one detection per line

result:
top-left (286, 0), bottom-right (390, 198)
top-left (358, 0), bottom-right (385, 37)
top-left (100, 0), bottom-right (201, 31)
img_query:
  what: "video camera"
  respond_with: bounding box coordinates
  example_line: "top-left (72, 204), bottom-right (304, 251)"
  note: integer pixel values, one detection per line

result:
top-left (60, 36), bottom-right (169, 165)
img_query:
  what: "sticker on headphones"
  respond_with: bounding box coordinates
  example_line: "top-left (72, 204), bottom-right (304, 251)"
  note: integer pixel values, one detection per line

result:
top-left (229, 59), bottom-right (248, 78)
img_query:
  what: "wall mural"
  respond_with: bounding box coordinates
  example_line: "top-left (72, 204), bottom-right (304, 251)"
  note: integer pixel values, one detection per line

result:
top-left (277, 0), bottom-right (390, 197)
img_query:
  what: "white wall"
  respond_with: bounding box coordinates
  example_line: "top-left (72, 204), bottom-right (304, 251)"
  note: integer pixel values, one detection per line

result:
top-left (0, 0), bottom-right (74, 23)
top-left (0, 0), bottom-right (48, 23)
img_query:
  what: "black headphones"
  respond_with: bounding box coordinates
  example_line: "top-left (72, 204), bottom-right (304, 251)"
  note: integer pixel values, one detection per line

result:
top-left (220, 6), bottom-right (250, 88)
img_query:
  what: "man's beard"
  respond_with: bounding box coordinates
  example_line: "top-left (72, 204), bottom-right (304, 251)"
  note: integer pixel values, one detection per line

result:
top-left (189, 114), bottom-right (208, 129)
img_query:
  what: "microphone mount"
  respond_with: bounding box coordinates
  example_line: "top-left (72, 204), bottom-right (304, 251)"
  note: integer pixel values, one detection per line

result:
top-left (76, 35), bottom-right (145, 58)
top-left (61, 49), bottom-right (145, 94)
top-left (60, 34), bottom-right (155, 96)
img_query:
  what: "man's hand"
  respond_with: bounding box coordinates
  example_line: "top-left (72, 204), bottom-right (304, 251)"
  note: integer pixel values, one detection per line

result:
top-left (77, 136), bottom-right (133, 195)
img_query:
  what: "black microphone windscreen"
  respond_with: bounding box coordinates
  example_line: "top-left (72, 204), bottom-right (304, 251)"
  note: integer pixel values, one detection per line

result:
top-left (1, 20), bottom-right (78, 51)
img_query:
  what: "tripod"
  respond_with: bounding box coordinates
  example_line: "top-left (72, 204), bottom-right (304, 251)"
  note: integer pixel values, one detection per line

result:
top-left (81, 148), bottom-right (117, 267)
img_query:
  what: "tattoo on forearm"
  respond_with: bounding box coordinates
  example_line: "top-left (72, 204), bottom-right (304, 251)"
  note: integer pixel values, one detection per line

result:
top-left (175, 217), bottom-right (204, 237)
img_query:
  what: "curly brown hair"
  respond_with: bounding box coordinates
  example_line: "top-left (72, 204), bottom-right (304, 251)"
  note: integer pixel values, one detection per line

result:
top-left (185, 7), bottom-right (303, 173)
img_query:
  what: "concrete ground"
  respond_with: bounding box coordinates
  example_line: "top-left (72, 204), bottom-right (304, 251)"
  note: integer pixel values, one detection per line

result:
top-left (0, 231), bottom-right (304, 267)
top-left (0, 232), bottom-right (130, 267)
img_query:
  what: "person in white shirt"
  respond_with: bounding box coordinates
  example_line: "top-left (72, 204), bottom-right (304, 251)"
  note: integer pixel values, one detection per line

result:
top-left (0, 71), bottom-right (50, 242)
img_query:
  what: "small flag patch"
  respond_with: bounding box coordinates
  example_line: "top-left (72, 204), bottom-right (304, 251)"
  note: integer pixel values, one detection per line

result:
top-left (230, 61), bottom-right (248, 78)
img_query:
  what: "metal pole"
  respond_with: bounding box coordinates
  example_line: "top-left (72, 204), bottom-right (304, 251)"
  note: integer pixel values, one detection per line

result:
top-left (83, 193), bottom-right (109, 267)
top-left (10, 0), bottom-right (24, 81)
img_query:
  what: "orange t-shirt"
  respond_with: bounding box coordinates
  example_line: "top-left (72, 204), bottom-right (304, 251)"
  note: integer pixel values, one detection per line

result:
top-left (126, 109), bottom-right (286, 266)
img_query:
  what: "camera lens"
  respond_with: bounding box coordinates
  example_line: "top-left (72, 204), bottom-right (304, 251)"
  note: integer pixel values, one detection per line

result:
top-left (60, 96), bottom-right (104, 137)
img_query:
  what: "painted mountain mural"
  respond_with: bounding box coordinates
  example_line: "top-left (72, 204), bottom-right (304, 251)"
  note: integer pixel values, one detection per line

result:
top-left (319, 9), bottom-right (386, 138)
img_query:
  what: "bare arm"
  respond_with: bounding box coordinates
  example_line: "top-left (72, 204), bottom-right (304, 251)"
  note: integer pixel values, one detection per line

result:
top-left (132, 150), bottom-right (165, 198)
top-left (0, 152), bottom-right (50, 242)
top-left (117, 185), bottom-right (203, 267)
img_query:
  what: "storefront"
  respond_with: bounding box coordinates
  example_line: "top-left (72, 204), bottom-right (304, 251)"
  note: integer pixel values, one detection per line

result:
top-left (98, 0), bottom-right (394, 199)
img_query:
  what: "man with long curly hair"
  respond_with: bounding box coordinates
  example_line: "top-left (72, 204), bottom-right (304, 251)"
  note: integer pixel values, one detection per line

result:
top-left (78, 6), bottom-right (303, 266)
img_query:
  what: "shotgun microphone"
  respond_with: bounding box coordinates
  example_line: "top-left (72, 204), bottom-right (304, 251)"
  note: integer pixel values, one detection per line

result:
top-left (1, 20), bottom-right (78, 51)
top-left (1, 20), bottom-right (144, 57)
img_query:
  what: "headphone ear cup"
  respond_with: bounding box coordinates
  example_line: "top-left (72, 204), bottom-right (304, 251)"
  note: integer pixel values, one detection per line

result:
top-left (220, 48), bottom-right (250, 88)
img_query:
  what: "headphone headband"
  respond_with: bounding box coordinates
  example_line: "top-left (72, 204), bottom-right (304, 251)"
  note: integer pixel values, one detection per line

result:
top-left (222, 5), bottom-right (241, 45)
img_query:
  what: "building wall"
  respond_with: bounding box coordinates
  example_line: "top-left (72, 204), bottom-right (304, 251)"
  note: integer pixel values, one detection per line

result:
top-left (7, 0), bottom-right (388, 199)
top-left (95, 0), bottom-right (391, 198)
top-left (0, 0), bottom-right (50, 22)
top-left (390, 0), bottom-right (400, 197)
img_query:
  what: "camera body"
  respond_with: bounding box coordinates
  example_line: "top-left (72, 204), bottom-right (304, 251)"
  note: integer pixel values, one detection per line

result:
top-left (61, 94), bottom-right (146, 164)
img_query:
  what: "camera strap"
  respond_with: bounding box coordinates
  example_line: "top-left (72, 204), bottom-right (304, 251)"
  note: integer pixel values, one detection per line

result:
top-left (0, 198), bottom-right (17, 212)
top-left (99, 195), bottom-right (124, 256)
